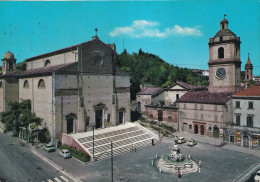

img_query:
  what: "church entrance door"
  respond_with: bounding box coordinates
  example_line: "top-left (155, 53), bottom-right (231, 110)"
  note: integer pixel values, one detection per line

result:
top-left (119, 112), bottom-right (124, 125)
top-left (67, 118), bottom-right (74, 134)
top-left (200, 125), bottom-right (205, 135)
top-left (194, 124), bottom-right (198, 134)
top-left (95, 110), bottom-right (103, 129)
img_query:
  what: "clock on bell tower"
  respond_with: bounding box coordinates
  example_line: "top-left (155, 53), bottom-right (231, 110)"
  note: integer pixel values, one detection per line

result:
top-left (208, 15), bottom-right (241, 93)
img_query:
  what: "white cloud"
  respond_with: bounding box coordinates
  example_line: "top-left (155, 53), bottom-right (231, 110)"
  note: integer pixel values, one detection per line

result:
top-left (109, 20), bottom-right (202, 38)
top-left (165, 25), bottom-right (202, 36)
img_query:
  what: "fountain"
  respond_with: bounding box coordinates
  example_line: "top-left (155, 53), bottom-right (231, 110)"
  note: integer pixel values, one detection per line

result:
top-left (154, 145), bottom-right (198, 174)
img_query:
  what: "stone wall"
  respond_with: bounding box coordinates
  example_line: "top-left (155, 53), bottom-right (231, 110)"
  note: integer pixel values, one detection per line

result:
top-left (19, 76), bottom-right (53, 138)
top-left (26, 50), bottom-right (78, 70)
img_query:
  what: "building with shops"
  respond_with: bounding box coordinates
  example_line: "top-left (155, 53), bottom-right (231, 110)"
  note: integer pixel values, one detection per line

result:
top-left (177, 16), bottom-right (241, 137)
top-left (224, 86), bottom-right (260, 148)
top-left (0, 36), bottom-right (131, 143)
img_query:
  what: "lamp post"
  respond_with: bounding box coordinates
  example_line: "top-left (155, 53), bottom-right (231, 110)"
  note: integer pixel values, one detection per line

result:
top-left (92, 124), bottom-right (95, 162)
top-left (111, 141), bottom-right (113, 182)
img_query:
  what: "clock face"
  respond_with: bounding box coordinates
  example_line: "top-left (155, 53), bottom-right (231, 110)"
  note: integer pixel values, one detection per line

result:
top-left (93, 55), bottom-right (103, 66)
top-left (216, 68), bottom-right (226, 79)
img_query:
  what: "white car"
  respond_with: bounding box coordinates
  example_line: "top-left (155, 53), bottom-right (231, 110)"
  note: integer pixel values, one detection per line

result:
top-left (254, 170), bottom-right (260, 182)
top-left (59, 149), bottom-right (71, 159)
top-left (176, 137), bottom-right (186, 144)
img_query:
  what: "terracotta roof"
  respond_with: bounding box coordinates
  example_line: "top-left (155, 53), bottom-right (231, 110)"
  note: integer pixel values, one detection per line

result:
top-left (177, 91), bottom-right (232, 105)
top-left (137, 87), bottom-right (163, 95)
top-left (176, 81), bottom-right (204, 91)
top-left (233, 86), bottom-right (260, 97)
top-left (0, 62), bottom-right (76, 78)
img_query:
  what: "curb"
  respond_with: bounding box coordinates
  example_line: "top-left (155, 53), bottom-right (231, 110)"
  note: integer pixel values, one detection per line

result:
top-left (31, 148), bottom-right (82, 182)
top-left (233, 161), bottom-right (260, 182)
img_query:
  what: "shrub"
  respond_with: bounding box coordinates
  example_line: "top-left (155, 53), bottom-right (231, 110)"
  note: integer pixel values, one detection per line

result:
top-left (59, 144), bottom-right (90, 162)
top-left (149, 120), bottom-right (157, 125)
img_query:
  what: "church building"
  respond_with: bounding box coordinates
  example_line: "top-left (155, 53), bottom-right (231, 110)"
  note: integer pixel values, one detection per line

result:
top-left (0, 35), bottom-right (131, 142)
top-left (177, 16), bottom-right (241, 137)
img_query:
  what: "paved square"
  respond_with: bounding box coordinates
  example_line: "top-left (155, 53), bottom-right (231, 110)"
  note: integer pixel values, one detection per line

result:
top-left (79, 138), bottom-right (260, 182)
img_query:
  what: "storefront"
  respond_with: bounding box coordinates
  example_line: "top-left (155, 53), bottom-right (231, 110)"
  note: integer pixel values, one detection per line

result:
top-left (224, 127), bottom-right (260, 149)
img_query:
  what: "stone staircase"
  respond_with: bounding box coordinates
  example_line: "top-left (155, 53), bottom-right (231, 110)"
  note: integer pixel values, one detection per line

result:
top-left (68, 122), bottom-right (157, 161)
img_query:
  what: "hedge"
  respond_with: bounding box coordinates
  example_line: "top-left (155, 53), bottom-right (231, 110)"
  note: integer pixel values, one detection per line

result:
top-left (59, 144), bottom-right (90, 162)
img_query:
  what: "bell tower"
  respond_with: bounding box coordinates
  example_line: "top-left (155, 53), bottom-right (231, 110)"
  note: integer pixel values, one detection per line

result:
top-left (245, 53), bottom-right (253, 89)
top-left (1, 51), bottom-right (16, 75)
top-left (208, 16), bottom-right (241, 93)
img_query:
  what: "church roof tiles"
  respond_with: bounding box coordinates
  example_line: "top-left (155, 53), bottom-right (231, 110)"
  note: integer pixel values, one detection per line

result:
top-left (137, 87), bottom-right (163, 95)
top-left (177, 91), bottom-right (232, 105)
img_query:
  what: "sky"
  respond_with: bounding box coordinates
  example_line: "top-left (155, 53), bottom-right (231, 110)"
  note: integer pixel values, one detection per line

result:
top-left (0, 0), bottom-right (259, 75)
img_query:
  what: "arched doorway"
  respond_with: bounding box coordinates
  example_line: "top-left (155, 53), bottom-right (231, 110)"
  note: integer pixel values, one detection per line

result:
top-left (66, 113), bottom-right (76, 134)
top-left (158, 110), bottom-right (163, 121)
top-left (213, 126), bottom-right (219, 138)
top-left (119, 108), bottom-right (125, 125)
top-left (93, 103), bottom-right (106, 129)
top-left (243, 135), bottom-right (250, 148)
top-left (200, 125), bottom-right (205, 135)
top-left (194, 124), bottom-right (198, 134)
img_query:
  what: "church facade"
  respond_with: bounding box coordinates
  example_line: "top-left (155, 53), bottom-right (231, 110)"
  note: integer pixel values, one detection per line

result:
top-left (0, 36), bottom-right (131, 142)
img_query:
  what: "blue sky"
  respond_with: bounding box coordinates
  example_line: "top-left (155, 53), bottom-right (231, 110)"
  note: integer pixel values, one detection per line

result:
top-left (0, 0), bottom-right (259, 75)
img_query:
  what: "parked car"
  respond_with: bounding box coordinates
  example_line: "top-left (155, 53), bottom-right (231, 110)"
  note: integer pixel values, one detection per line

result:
top-left (254, 170), bottom-right (260, 182)
top-left (176, 137), bottom-right (186, 144)
top-left (187, 139), bottom-right (197, 146)
top-left (59, 149), bottom-right (71, 159)
top-left (43, 144), bottom-right (55, 152)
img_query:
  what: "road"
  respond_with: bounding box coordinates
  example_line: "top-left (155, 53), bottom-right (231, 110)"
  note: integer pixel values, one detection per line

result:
top-left (0, 133), bottom-right (72, 182)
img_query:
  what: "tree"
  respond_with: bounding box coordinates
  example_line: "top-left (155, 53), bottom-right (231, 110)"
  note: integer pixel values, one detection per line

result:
top-left (0, 99), bottom-right (42, 136)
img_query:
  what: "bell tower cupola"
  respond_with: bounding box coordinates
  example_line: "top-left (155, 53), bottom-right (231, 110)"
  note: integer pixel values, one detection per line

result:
top-left (245, 53), bottom-right (253, 89)
top-left (1, 51), bottom-right (16, 75)
top-left (220, 15), bottom-right (228, 30)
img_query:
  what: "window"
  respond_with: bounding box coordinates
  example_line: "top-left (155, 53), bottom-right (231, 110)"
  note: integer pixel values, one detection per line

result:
top-left (247, 75), bottom-right (249, 80)
top-left (150, 114), bottom-right (153, 119)
top-left (176, 94), bottom-right (179, 100)
top-left (112, 95), bottom-right (115, 104)
top-left (214, 115), bottom-right (218, 122)
top-left (222, 23), bottom-right (224, 29)
top-left (200, 114), bottom-right (204, 120)
top-left (184, 103), bottom-right (186, 109)
top-left (235, 101), bottom-right (240, 109)
top-left (194, 104), bottom-right (197, 110)
top-left (0, 81), bottom-right (2, 88)
top-left (218, 47), bottom-right (224, 59)
top-left (248, 102), bottom-right (254, 109)
top-left (220, 36), bottom-right (223, 41)
top-left (23, 80), bottom-right (29, 88)
top-left (9, 62), bottom-right (13, 70)
top-left (189, 125), bottom-right (192, 129)
top-left (168, 116), bottom-right (172, 121)
top-left (214, 105), bottom-right (217, 111)
top-left (200, 104), bottom-right (203, 110)
top-left (44, 59), bottom-right (50, 67)
top-left (236, 115), bottom-right (240, 126)
top-left (247, 116), bottom-right (254, 127)
top-left (38, 79), bottom-right (45, 89)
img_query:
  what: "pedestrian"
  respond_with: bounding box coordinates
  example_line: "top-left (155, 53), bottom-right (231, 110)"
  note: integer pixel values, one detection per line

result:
top-left (152, 138), bottom-right (155, 146)
top-left (178, 168), bottom-right (181, 178)
top-left (132, 143), bottom-right (136, 152)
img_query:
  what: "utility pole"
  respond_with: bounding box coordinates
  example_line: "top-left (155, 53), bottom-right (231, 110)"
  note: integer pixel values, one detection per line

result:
top-left (93, 125), bottom-right (95, 162)
top-left (111, 141), bottom-right (113, 182)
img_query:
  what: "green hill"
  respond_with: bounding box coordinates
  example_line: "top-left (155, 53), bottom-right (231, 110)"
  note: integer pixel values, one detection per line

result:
top-left (115, 49), bottom-right (209, 100)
